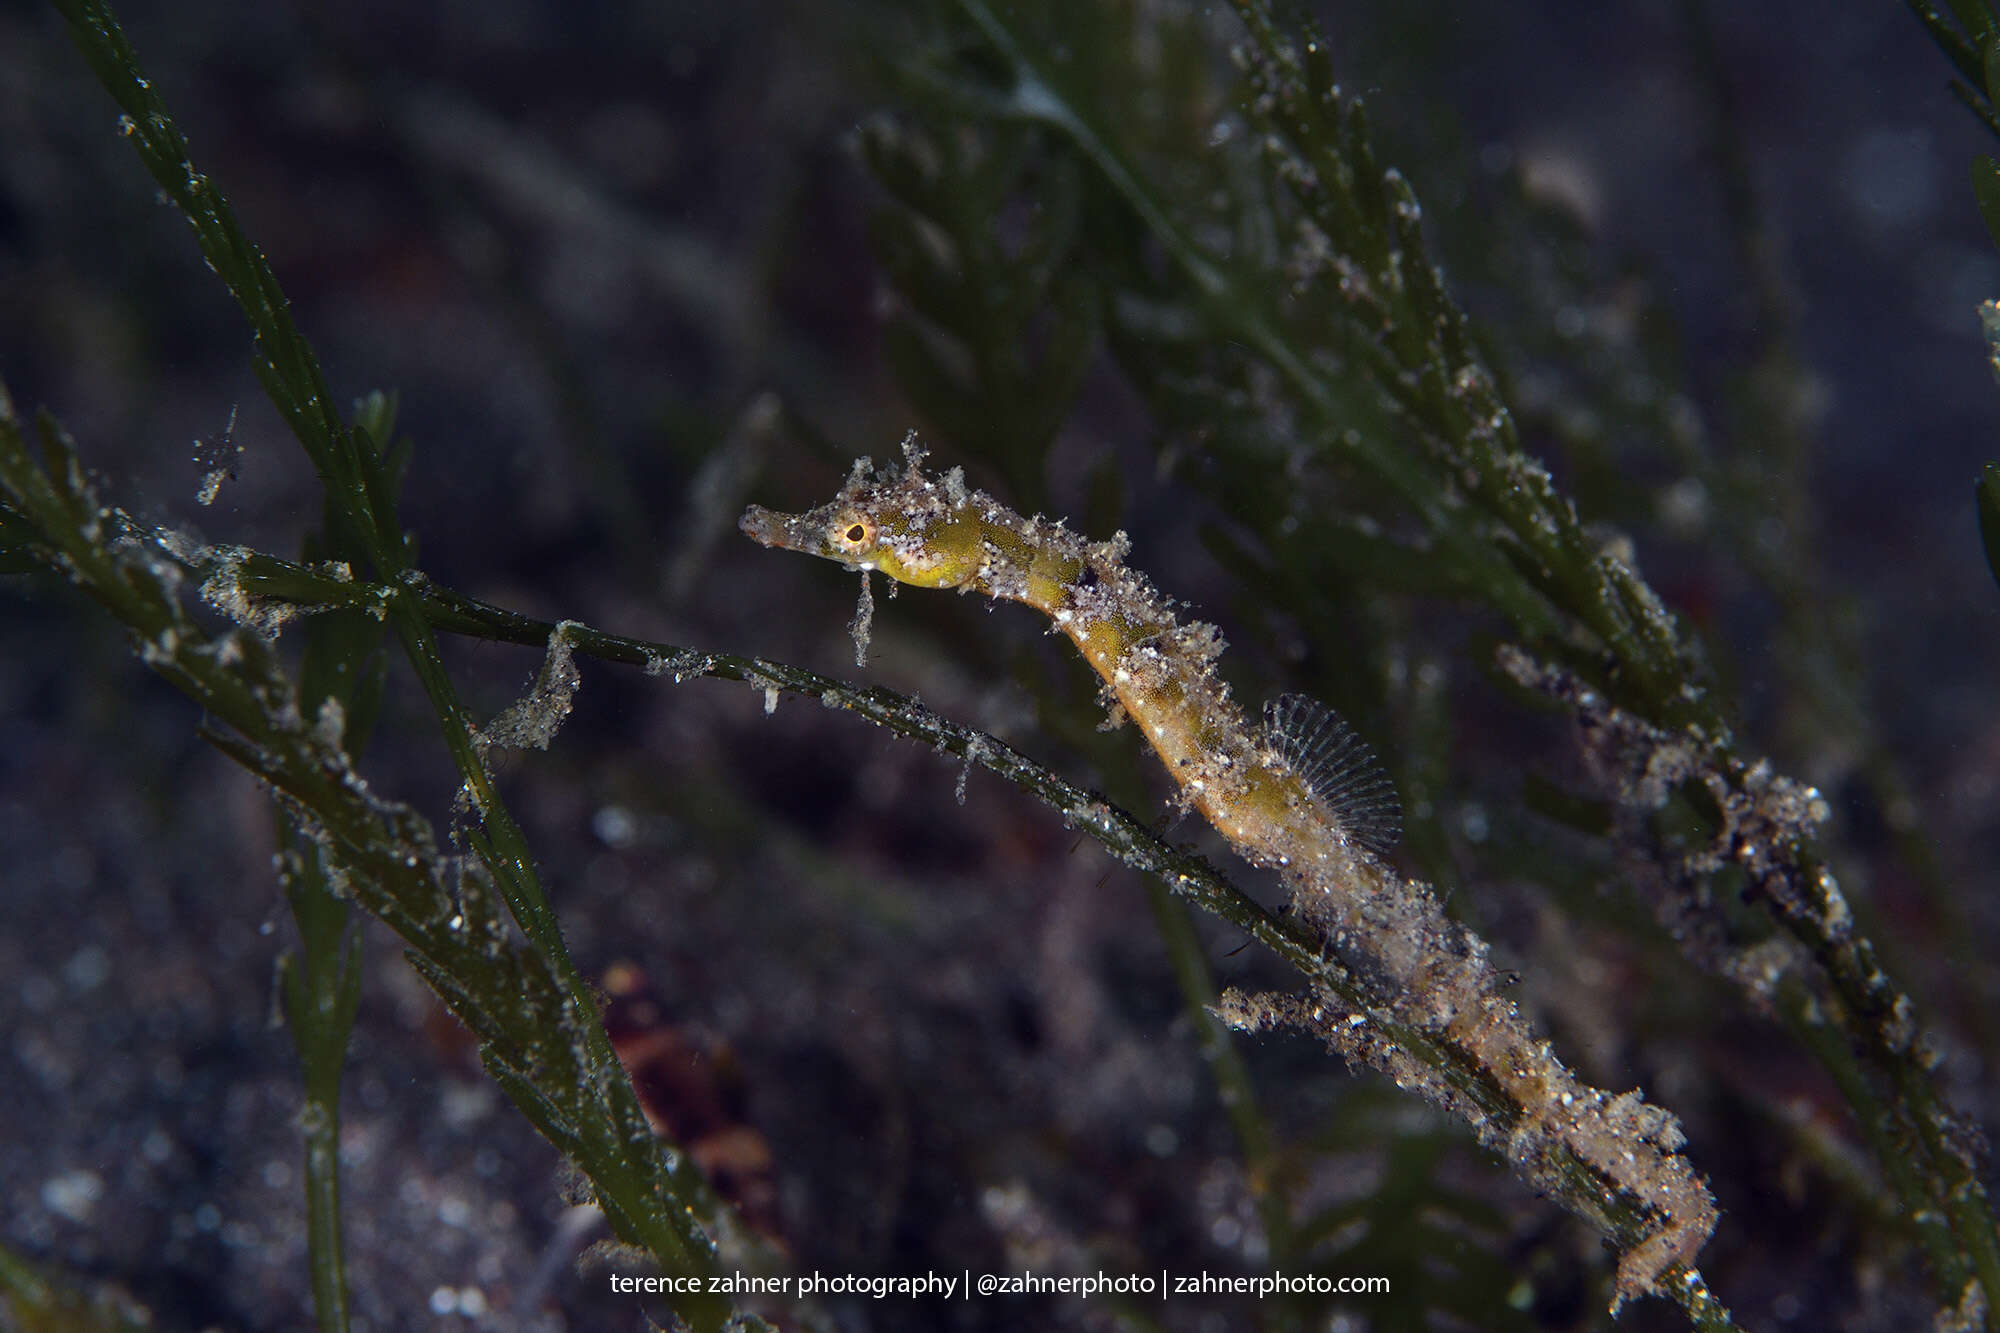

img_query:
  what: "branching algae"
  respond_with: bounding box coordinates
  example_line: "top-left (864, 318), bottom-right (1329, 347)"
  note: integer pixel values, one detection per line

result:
top-left (743, 439), bottom-right (1720, 1310)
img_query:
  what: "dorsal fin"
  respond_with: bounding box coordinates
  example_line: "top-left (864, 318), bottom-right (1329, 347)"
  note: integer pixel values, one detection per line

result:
top-left (1263, 693), bottom-right (1402, 861)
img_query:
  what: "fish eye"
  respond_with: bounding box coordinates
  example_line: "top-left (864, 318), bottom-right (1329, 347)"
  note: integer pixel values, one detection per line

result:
top-left (832, 512), bottom-right (875, 552)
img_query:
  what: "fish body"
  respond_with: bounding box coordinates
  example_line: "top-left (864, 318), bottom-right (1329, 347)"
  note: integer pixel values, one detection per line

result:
top-left (742, 438), bottom-right (1716, 1307)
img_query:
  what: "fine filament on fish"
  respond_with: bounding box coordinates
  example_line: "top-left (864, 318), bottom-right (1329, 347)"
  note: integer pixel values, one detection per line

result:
top-left (741, 437), bottom-right (1717, 1308)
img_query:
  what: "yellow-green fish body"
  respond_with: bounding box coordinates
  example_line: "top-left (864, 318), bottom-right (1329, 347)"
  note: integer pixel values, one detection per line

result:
top-left (742, 439), bottom-right (1716, 1306)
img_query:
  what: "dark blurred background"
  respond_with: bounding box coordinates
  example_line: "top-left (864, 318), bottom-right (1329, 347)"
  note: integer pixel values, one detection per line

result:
top-left (3, 1), bottom-right (1998, 1329)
